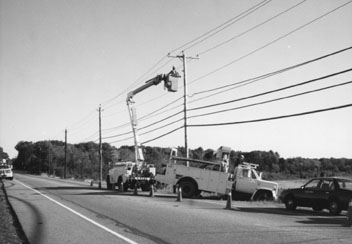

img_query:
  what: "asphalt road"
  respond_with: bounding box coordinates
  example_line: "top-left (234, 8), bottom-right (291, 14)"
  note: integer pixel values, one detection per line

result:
top-left (4, 173), bottom-right (352, 244)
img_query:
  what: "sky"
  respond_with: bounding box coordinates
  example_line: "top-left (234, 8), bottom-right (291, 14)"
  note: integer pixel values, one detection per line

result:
top-left (1, 0), bottom-right (352, 159)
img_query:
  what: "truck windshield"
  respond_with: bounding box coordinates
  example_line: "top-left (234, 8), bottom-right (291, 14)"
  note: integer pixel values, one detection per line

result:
top-left (251, 170), bottom-right (258, 179)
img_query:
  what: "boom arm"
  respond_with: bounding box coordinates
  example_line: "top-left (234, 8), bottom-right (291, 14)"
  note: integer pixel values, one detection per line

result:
top-left (126, 67), bottom-right (180, 170)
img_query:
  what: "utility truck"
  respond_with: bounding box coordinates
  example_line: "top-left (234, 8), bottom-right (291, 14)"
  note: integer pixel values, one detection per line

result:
top-left (155, 147), bottom-right (279, 200)
top-left (106, 67), bottom-right (180, 191)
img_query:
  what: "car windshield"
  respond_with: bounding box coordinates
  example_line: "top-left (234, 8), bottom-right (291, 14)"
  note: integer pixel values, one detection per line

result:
top-left (304, 179), bottom-right (320, 189)
top-left (337, 179), bottom-right (352, 191)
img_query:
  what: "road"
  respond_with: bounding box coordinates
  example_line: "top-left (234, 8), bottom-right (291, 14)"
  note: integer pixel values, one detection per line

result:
top-left (4, 173), bottom-right (351, 244)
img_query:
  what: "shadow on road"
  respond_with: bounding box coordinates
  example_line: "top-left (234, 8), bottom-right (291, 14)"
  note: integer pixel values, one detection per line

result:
top-left (35, 185), bottom-right (179, 199)
top-left (234, 206), bottom-right (348, 227)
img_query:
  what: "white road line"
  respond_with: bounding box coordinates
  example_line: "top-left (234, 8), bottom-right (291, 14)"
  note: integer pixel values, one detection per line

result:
top-left (15, 179), bottom-right (139, 244)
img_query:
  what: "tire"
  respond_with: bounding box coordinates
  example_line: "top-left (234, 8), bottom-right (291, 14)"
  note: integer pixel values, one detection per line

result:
top-left (328, 199), bottom-right (342, 215)
top-left (123, 182), bottom-right (129, 192)
top-left (255, 191), bottom-right (273, 201)
top-left (140, 184), bottom-right (150, 192)
top-left (285, 195), bottom-right (297, 210)
top-left (180, 180), bottom-right (197, 198)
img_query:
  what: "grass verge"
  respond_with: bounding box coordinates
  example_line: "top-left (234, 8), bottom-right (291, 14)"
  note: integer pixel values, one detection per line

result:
top-left (0, 179), bottom-right (29, 244)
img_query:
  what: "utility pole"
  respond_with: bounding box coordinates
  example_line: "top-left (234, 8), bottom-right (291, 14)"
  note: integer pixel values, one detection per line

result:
top-left (168, 51), bottom-right (198, 160)
top-left (48, 140), bottom-right (52, 176)
top-left (64, 129), bottom-right (67, 179)
top-left (98, 105), bottom-right (103, 189)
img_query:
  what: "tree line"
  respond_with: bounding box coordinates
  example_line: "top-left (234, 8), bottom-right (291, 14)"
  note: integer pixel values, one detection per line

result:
top-left (9, 141), bottom-right (352, 180)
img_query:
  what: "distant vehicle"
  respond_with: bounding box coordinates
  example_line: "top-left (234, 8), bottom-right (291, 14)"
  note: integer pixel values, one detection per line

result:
top-left (0, 167), bottom-right (13, 180)
top-left (280, 177), bottom-right (352, 215)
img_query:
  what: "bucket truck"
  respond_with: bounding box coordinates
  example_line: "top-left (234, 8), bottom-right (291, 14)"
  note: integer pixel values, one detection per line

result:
top-left (106, 67), bottom-right (180, 191)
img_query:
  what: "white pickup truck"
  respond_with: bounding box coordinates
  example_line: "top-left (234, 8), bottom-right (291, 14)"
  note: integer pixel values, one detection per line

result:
top-left (155, 147), bottom-right (278, 200)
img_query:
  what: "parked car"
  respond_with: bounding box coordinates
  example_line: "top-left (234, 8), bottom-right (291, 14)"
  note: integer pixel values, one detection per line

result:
top-left (280, 177), bottom-right (352, 215)
top-left (0, 167), bottom-right (13, 180)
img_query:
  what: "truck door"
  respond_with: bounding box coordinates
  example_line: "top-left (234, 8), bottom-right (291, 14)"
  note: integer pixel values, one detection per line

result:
top-left (235, 168), bottom-right (257, 194)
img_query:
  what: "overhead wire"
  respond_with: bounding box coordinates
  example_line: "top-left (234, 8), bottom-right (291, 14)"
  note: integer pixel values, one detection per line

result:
top-left (188, 80), bottom-right (352, 119)
top-left (95, 0), bottom-right (304, 135)
top-left (197, 0), bottom-right (307, 56)
top-left (188, 47), bottom-right (352, 107)
top-left (188, 68), bottom-right (352, 112)
top-left (82, 1), bottom-right (352, 146)
top-left (182, 0), bottom-right (273, 52)
top-left (141, 126), bottom-right (184, 145)
top-left (101, 55), bottom-right (169, 107)
top-left (188, 103), bottom-right (352, 127)
top-left (102, 53), bottom-right (352, 143)
top-left (189, 0), bottom-right (352, 85)
top-left (168, 0), bottom-right (271, 54)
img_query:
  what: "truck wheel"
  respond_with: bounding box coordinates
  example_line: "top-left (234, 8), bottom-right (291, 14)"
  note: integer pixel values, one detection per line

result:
top-left (180, 180), bottom-right (196, 198)
top-left (255, 191), bottom-right (272, 201)
top-left (123, 182), bottom-right (129, 192)
top-left (140, 184), bottom-right (150, 192)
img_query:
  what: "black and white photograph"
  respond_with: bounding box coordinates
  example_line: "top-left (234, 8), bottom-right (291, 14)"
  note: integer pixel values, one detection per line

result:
top-left (1, 0), bottom-right (352, 243)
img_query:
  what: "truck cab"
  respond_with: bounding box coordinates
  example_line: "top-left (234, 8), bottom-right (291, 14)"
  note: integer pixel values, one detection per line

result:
top-left (233, 162), bottom-right (278, 201)
top-left (106, 161), bottom-right (135, 190)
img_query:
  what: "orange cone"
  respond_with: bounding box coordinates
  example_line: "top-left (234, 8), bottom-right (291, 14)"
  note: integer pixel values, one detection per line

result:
top-left (225, 191), bottom-right (232, 210)
top-left (177, 185), bottom-right (182, 202)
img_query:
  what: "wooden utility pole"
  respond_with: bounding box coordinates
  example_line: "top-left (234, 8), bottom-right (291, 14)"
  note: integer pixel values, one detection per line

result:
top-left (98, 105), bottom-right (103, 189)
top-left (48, 140), bottom-right (52, 176)
top-left (64, 129), bottom-right (67, 179)
top-left (168, 51), bottom-right (198, 161)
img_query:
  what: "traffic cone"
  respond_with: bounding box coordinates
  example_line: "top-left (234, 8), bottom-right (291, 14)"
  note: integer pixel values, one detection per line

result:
top-left (347, 200), bottom-right (352, 226)
top-left (149, 184), bottom-right (154, 197)
top-left (177, 185), bottom-right (182, 202)
top-left (225, 190), bottom-right (232, 210)
top-left (133, 185), bottom-right (138, 195)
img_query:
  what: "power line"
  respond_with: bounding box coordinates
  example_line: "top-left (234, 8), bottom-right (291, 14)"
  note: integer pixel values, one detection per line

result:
top-left (141, 126), bottom-right (184, 145)
top-left (139, 110), bottom-right (183, 131)
top-left (182, 0), bottom-right (273, 52)
top-left (101, 48), bottom-right (352, 139)
top-left (102, 110), bottom-right (184, 140)
top-left (188, 103), bottom-right (352, 127)
top-left (190, 0), bottom-right (352, 85)
top-left (188, 80), bottom-right (352, 119)
top-left (188, 68), bottom-right (352, 112)
top-left (197, 0), bottom-right (307, 56)
top-left (188, 46), bottom-right (352, 101)
top-left (168, 0), bottom-right (272, 54)
top-left (66, 110), bottom-right (96, 133)
top-left (100, 97), bottom-right (183, 137)
top-left (101, 55), bottom-right (169, 107)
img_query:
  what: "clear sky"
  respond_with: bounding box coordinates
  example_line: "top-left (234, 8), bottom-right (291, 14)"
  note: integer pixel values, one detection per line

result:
top-left (1, 0), bottom-right (352, 159)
